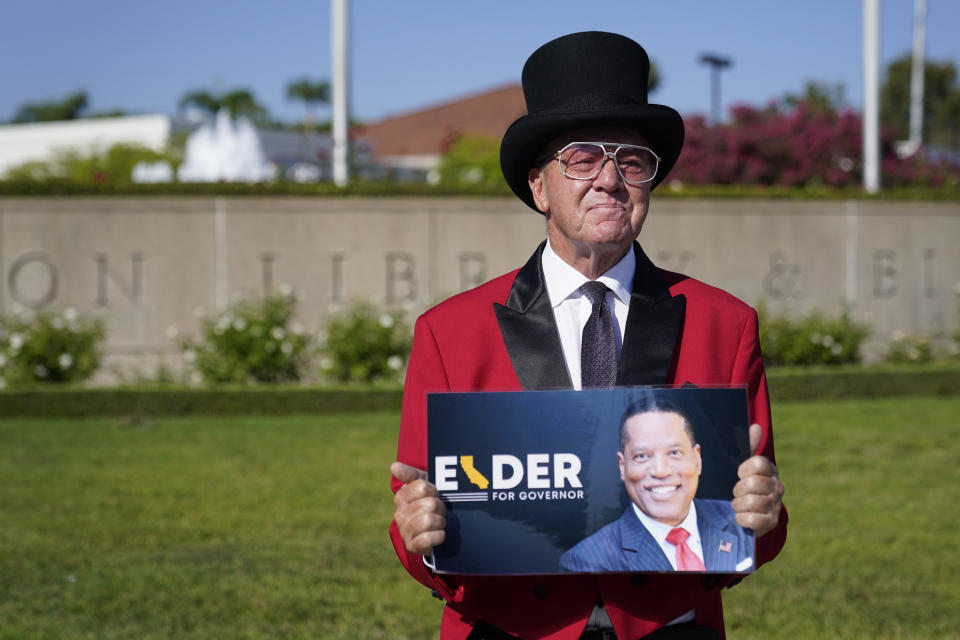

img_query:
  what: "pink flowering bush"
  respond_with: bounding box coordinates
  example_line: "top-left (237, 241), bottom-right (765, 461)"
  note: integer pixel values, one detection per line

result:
top-left (671, 102), bottom-right (959, 188)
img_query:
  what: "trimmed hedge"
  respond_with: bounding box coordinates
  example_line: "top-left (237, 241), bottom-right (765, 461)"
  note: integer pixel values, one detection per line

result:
top-left (766, 365), bottom-right (960, 402)
top-left (1, 365), bottom-right (957, 417)
top-left (0, 387), bottom-right (402, 418)
top-left (2, 179), bottom-right (959, 201)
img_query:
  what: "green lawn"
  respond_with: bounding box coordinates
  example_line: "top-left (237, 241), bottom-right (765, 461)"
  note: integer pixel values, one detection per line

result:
top-left (1, 398), bottom-right (958, 639)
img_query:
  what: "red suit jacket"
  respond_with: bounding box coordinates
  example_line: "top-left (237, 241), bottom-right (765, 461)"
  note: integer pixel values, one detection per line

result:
top-left (391, 242), bottom-right (787, 640)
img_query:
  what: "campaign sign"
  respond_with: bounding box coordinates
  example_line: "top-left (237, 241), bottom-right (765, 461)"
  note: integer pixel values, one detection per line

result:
top-left (427, 387), bottom-right (754, 575)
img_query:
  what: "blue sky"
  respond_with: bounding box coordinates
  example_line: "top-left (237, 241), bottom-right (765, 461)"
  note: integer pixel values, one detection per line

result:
top-left (2, 1), bottom-right (958, 125)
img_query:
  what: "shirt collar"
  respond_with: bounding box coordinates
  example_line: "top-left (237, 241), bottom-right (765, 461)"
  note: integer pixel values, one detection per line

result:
top-left (542, 239), bottom-right (635, 308)
top-left (631, 500), bottom-right (700, 546)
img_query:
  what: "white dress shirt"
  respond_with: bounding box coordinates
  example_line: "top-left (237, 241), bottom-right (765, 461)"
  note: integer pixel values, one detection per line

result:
top-left (541, 240), bottom-right (634, 389)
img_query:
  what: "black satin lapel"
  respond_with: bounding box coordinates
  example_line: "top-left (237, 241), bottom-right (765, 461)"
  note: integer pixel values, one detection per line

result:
top-left (631, 242), bottom-right (671, 300)
top-left (503, 243), bottom-right (545, 312)
top-left (617, 243), bottom-right (686, 386)
top-left (495, 301), bottom-right (571, 389)
top-left (494, 242), bottom-right (572, 390)
top-left (617, 295), bottom-right (685, 386)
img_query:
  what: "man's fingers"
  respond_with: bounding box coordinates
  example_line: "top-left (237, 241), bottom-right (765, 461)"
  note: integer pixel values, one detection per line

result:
top-left (732, 446), bottom-right (784, 540)
top-left (734, 510), bottom-right (779, 538)
top-left (748, 423), bottom-right (762, 456)
top-left (392, 463), bottom-right (446, 556)
top-left (737, 454), bottom-right (777, 480)
top-left (407, 530), bottom-right (446, 555)
top-left (732, 473), bottom-right (782, 498)
top-left (395, 478), bottom-right (441, 507)
top-left (731, 459), bottom-right (785, 539)
top-left (395, 494), bottom-right (447, 555)
top-left (399, 510), bottom-right (447, 538)
top-left (731, 489), bottom-right (782, 515)
top-left (391, 461), bottom-right (428, 485)
top-left (732, 491), bottom-right (782, 538)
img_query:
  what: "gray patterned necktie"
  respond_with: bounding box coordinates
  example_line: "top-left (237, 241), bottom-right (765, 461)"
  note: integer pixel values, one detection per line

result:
top-left (580, 281), bottom-right (617, 388)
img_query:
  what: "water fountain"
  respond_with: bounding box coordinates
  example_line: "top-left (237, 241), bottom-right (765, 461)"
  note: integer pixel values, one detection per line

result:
top-left (175, 109), bottom-right (270, 182)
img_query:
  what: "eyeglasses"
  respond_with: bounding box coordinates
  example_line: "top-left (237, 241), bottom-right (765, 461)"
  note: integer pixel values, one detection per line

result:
top-left (551, 142), bottom-right (660, 185)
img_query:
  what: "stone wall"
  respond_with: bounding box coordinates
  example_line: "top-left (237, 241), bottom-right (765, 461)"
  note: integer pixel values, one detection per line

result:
top-left (1, 196), bottom-right (957, 379)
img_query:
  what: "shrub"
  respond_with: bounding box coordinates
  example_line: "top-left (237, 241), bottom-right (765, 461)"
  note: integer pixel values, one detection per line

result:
top-left (881, 332), bottom-right (935, 365)
top-left (758, 303), bottom-right (871, 366)
top-left (437, 134), bottom-right (508, 189)
top-left (955, 288), bottom-right (960, 357)
top-left (671, 102), bottom-right (960, 189)
top-left (5, 143), bottom-right (179, 187)
top-left (0, 306), bottom-right (106, 385)
top-left (179, 291), bottom-right (311, 384)
top-left (320, 302), bottom-right (412, 383)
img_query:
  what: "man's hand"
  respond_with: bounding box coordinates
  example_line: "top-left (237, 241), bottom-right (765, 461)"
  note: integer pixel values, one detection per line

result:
top-left (391, 461), bottom-right (447, 555)
top-left (731, 424), bottom-right (785, 538)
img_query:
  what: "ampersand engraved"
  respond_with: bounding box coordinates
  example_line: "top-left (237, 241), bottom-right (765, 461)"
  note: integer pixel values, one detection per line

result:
top-left (763, 250), bottom-right (804, 300)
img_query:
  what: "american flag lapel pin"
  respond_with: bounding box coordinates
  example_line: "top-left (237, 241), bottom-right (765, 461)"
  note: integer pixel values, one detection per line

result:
top-left (718, 541), bottom-right (732, 553)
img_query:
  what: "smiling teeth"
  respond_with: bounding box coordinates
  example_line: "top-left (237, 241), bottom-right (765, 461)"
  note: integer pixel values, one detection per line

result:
top-left (648, 486), bottom-right (677, 494)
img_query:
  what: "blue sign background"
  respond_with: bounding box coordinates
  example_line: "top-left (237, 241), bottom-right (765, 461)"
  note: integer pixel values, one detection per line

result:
top-left (427, 387), bottom-right (751, 575)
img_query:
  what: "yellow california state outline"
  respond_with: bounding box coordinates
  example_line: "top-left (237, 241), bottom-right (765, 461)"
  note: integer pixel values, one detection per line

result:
top-left (459, 455), bottom-right (489, 489)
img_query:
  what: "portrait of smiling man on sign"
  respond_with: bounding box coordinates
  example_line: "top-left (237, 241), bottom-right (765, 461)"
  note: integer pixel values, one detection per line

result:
top-left (560, 396), bottom-right (754, 574)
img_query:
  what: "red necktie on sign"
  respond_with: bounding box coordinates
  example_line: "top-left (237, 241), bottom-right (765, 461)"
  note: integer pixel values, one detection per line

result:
top-left (666, 527), bottom-right (706, 572)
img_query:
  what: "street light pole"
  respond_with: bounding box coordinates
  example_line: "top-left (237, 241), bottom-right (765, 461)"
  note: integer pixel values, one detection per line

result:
top-left (331, 0), bottom-right (350, 186)
top-left (863, 0), bottom-right (881, 193)
top-left (699, 53), bottom-right (732, 125)
top-left (908, 0), bottom-right (926, 149)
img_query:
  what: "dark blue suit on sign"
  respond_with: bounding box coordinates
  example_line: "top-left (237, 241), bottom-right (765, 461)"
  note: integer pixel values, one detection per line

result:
top-left (559, 499), bottom-right (754, 573)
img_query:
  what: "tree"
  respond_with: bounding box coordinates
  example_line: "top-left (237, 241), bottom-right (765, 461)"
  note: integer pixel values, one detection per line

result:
top-left (219, 89), bottom-right (268, 123)
top-left (178, 88), bottom-right (269, 124)
top-left (286, 78), bottom-right (330, 131)
top-left (783, 81), bottom-right (846, 116)
top-left (671, 97), bottom-right (959, 188)
top-left (648, 60), bottom-right (661, 94)
top-left (12, 91), bottom-right (88, 123)
top-left (178, 90), bottom-right (221, 117)
top-left (881, 54), bottom-right (960, 150)
top-left (437, 134), bottom-right (505, 189)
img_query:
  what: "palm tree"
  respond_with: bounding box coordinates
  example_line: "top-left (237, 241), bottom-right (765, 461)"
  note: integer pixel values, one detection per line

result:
top-left (13, 91), bottom-right (89, 123)
top-left (286, 78), bottom-right (330, 131)
top-left (178, 88), bottom-right (268, 124)
top-left (178, 90), bottom-right (221, 118)
top-left (219, 89), bottom-right (267, 123)
top-left (648, 60), bottom-right (661, 94)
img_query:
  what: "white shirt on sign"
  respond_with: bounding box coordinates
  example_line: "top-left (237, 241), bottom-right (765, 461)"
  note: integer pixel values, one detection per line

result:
top-left (632, 502), bottom-right (706, 569)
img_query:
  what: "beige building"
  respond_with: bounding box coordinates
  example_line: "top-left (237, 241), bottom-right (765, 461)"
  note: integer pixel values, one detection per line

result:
top-left (0, 115), bottom-right (172, 177)
top-left (358, 85), bottom-right (526, 180)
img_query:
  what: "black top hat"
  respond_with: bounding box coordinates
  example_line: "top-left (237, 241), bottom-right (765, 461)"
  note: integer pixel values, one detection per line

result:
top-left (500, 31), bottom-right (685, 212)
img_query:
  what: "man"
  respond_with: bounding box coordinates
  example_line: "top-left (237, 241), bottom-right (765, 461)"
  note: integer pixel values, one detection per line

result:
top-left (391, 31), bottom-right (786, 639)
top-left (559, 398), bottom-right (754, 574)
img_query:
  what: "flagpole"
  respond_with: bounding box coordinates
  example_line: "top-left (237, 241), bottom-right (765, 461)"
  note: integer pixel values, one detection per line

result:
top-left (331, 0), bottom-right (350, 186)
top-left (863, 0), bottom-right (881, 193)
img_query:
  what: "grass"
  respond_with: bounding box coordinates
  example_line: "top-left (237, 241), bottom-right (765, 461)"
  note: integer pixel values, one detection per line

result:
top-left (0, 413), bottom-right (437, 639)
top-left (724, 397), bottom-right (960, 639)
top-left (1, 398), bottom-right (958, 639)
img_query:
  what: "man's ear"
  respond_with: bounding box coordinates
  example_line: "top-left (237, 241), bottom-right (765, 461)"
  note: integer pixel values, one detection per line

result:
top-left (528, 167), bottom-right (549, 213)
top-left (694, 443), bottom-right (702, 475)
top-left (617, 451), bottom-right (626, 482)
